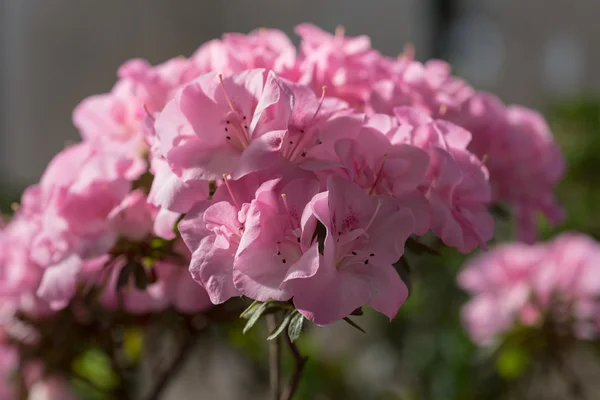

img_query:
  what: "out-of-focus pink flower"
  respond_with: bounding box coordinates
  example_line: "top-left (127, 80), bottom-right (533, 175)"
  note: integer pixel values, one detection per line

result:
top-left (459, 233), bottom-right (600, 346)
top-left (0, 344), bottom-right (17, 400)
top-left (74, 56), bottom-right (202, 151)
top-left (27, 375), bottom-right (77, 400)
top-left (392, 108), bottom-right (494, 252)
top-left (451, 94), bottom-right (565, 242)
top-left (295, 24), bottom-right (383, 109)
top-left (192, 28), bottom-right (297, 77)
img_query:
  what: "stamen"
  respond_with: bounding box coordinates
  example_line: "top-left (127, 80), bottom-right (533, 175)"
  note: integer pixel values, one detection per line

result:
top-left (280, 193), bottom-right (296, 227)
top-left (368, 154), bottom-right (388, 195)
top-left (309, 86), bottom-right (327, 123)
top-left (222, 174), bottom-right (241, 210)
top-left (281, 193), bottom-right (290, 213)
top-left (364, 200), bottom-right (383, 232)
top-left (143, 104), bottom-right (155, 121)
top-left (10, 203), bottom-right (19, 212)
top-left (402, 42), bottom-right (415, 60)
top-left (480, 154), bottom-right (489, 166)
top-left (439, 104), bottom-right (448, 116)
top-left (218, 74), bottom-right (238, 115)
top-left (335, 25), bottom-right (345, 40)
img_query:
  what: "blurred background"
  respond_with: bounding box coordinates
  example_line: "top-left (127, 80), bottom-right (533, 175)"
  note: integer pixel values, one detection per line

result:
top-left (2, 1), bottom-right (600, 399)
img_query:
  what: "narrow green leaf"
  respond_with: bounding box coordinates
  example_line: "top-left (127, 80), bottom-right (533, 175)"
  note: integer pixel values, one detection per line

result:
top-left (343, 317), bottom-right (366, 334)
top-left (239, 300), bottom-right (261, 319)
top-left (243, 301), bottom-right (269, 334)
top-left (267, 311), bottom-right (294, 340)
top-left (287, 312), bottom-right (305, 342)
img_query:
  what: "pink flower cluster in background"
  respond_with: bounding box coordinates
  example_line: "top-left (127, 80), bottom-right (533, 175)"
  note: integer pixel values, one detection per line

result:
top-left (0, 23), bottom-right (566, 394)
top-left (459, 233), bottom-right (600, 346)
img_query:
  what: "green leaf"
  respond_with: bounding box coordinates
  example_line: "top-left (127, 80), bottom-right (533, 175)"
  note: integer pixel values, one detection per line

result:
top-left (150, 238), bottom-right (166, 249)
top-left (343, 317), bottom-right (366, 334)
top-left (116, 264), bottom-right (131, 290)
top-left (123, 327), bottom-right (143, 364)
top-left (287, 312), bottom-right (305, 342)
top-left (267, 311), bottom-right (294, 340)
top-left (132, 262), bottom-right (148, 290)
top-left (489, 203), bottom-right (511, 219)
top-left (350, 307), bottom-right (364, 316)
top-left (405, 237), bottom-right (439, 256)
top-left (311, 221), bottom-right (327, 255)
top-left (393, 257), bottom-right (412, 293)
top-left (71, 348), bottom-right (120, 391)
top-left (240, 300), bottom-right (261, 319)
top-left (243, 301), bottom-right (269, 334)
top-left (496, 346), bottom-right (530, 379)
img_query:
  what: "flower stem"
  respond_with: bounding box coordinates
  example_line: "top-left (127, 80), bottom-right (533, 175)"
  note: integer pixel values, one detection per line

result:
top-left (267, 313), bottom-right (281, 400)
top-left (281, 332), bottom-right (307, 400)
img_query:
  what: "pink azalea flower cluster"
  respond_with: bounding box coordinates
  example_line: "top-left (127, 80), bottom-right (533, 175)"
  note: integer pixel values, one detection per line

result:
top-left (0, 24), bottom-right (564, 337)
top-left (459, 233), bottom-right (600, 346)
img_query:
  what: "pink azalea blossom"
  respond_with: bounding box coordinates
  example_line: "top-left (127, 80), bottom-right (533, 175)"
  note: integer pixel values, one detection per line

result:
top-left (459, 233), bottom-right (600, 346)
top-left (448, 94), bottom-right (565, 242)
top-left (333, 113), bottom-right (430, 234)
top-left (285, 176), bottom-right (414, 325)
top-left (392, 108), bottom-right (494, 252)
top-left (154, 69), bottom-right (294, 181)
top-left (74, 56), bottom-right (202, 151)
top-left (26, 143), bottom-right (144, 309)
top-left (178, 173), bottom-right (275, 304)
top-left (233, 178), bottom-right (321, 301)
top-left (192, 28), bottom-right (297, 77)
top-left (295, 23), bottom-right (383, 109)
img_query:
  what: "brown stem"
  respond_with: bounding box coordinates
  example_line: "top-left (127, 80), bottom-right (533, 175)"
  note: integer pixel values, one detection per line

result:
top-left (556, 356), bottom-right (586, 400)
top-left (267, 313), bottom-right (281, 400)
top-left (144, 325), bottom-right (199, 400)
top-left (281, 332), bottom-right (307, 400)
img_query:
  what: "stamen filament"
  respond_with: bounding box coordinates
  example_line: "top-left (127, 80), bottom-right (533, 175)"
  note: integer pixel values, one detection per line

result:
top-left (364, 199), bottom-right (383, 232)
top-left (222, 174), bottom-right (241, 210)
top-left (218, 74), bottom-right (238, 116)
top-left (368, 154), bottom-right (388, 195)
top-left (280, 193), bottom-right (296, 228)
